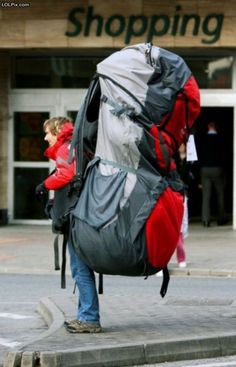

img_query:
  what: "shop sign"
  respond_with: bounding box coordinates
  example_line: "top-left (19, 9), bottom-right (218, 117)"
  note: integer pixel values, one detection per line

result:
top-left (65, 6), bottom-right (224, 45)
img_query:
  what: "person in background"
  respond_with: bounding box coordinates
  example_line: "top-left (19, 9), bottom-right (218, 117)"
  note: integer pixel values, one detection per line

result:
top-left (35, 117), bottom-right (101, 333)
top-left (175, 143), bottom-right (190, 268)
top-left (198, 121), bottom-right (226, 227)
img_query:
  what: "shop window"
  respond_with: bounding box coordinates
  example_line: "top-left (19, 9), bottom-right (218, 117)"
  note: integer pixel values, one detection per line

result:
top-left (185, 56), bottom-right (233, 89)
top-left (11, 57), bottom-right (101, 88)
top-left (11, 54), bottom-right (233, 89)
top-left (14, 112), bottom-right (49, 161)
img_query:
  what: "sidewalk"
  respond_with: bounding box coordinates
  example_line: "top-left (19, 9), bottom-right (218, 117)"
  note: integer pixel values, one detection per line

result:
top-left (2, 223), bottom-right (236, 367)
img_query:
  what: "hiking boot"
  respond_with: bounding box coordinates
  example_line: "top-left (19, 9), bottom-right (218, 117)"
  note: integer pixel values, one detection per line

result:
top-left (64, 319), bottom-right (78, 328)
top-left (65, 320), bottom-right (102, 333)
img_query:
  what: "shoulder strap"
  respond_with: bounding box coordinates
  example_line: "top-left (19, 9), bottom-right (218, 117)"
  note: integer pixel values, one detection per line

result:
top-left (68, 75), bottom-right (100, 177)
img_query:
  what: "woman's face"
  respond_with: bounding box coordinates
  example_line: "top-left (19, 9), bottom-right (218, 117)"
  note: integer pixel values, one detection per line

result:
top-left (44, 126), bottom-right (57, 146)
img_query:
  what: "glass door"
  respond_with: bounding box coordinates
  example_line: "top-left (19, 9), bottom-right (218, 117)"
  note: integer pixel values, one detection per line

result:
top-left (9, 90), bottom-right (86, 223)
top-left (13, 111), bottom-right (50, 220)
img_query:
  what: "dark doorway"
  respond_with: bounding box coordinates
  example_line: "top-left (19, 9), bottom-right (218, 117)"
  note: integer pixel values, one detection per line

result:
top-left (188, 107), bottom-right (233, 223)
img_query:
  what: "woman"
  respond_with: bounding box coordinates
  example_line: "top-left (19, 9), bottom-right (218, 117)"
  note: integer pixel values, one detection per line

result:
top-left (36, 117), bottom-right (101, 333)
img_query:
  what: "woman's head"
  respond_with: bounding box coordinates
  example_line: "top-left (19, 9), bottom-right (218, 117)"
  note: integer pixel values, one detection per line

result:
top-left (43, 117), bottom-right (72, 146)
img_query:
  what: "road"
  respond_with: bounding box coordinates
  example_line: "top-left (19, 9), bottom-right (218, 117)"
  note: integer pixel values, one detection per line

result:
top-left (1, 274), bottom-right (236, 366)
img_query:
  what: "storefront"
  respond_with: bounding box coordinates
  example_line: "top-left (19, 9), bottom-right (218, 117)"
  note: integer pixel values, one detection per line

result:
top-left (0, 0), bottom-right (236, 227)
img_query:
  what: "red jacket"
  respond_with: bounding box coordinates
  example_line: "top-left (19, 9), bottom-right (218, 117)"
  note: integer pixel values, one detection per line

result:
top-left (44, 122), bottom-right (75, 190)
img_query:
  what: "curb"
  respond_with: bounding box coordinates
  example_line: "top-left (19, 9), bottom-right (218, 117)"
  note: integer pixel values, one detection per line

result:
top-left (1, 268), bottom-right (236, 277)
top-left (38, 334), bottom-right (236, 366)
top-left (5, 333), bottom-right (236, 367)
top-left (37, 297), bottom-right (65, 334)
top-left (169, 268), bottom-right (236, 277)
top-left (1, 260), bottom-right (236, 278)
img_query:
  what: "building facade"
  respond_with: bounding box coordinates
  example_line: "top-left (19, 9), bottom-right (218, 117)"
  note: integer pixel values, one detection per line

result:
top-left (0, 0), bottom-right (236, 227)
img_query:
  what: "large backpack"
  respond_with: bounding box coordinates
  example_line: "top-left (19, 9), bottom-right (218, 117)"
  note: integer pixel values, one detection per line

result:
top-left (69, 43), bottom-right (200, 295)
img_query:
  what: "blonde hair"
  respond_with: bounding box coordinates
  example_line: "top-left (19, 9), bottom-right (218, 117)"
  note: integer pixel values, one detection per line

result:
top-left (43, 117), bottom-right (73, 135)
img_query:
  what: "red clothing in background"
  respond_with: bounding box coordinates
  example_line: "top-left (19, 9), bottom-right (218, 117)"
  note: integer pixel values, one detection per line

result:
top-left (44, 122), bottom-right (75, 190)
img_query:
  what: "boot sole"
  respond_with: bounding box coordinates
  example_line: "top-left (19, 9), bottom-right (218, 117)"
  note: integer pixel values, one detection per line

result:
top-left (65, 325), bottom-right (102, 333)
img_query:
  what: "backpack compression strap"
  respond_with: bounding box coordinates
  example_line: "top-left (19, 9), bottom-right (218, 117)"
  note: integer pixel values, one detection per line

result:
top-left (98, 73), bottom-right (153, 130)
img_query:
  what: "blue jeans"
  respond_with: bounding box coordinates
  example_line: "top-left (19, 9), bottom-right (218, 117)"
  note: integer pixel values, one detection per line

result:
top-left (68, 241), bottom-right (100, 323)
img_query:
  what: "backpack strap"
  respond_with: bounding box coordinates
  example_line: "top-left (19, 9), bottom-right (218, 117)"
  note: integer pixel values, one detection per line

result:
top-left (160, 267), bottom-right (170, 298)
top-left (145, 42), bottom-right (154, 66)
top-left (52, 232), bottom-right (68, 289)
top-left (60, 233), bottom-right (68, 289)
top-left (53, 234), bottom-right (60, 271)
top-left (156, 129), bottom-right (171, 173)
top-left (98, 273), bottom-right (103, 295)
top-left (68, 75), bottom-right (100, 172)
top-left (100, 158), bottom-right (138, 174)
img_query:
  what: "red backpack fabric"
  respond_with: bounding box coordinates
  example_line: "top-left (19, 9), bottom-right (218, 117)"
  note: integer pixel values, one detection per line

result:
top-left (146, 188), bottom-right (184, 268)
top-left (146, 74), bottom-right (200, 269)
